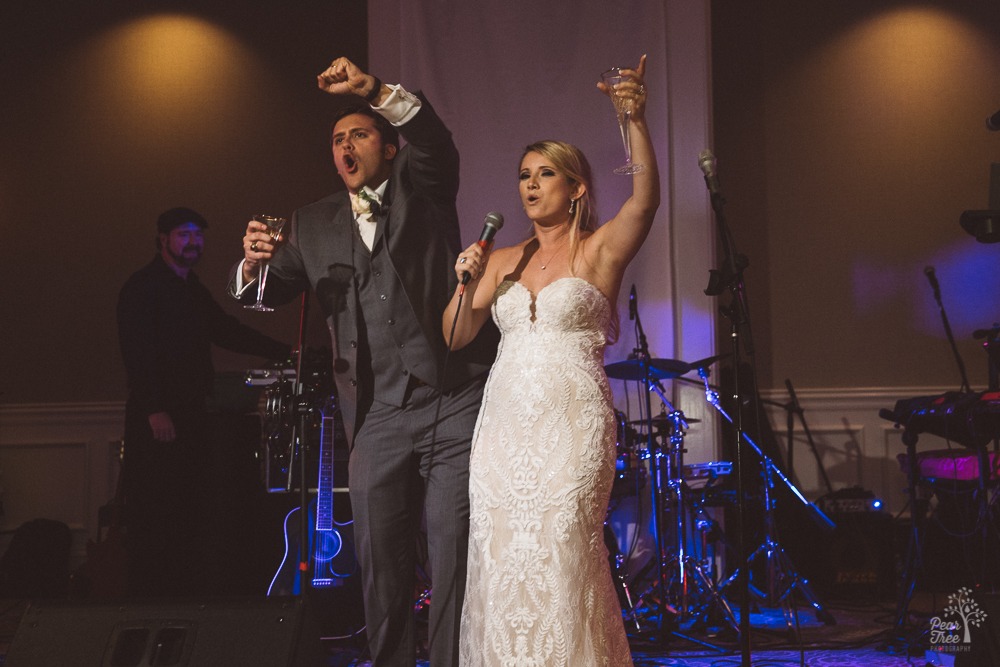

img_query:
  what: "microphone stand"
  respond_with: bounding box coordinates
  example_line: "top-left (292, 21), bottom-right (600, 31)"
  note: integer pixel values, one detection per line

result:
top-left (926, 273), bottom-right (997, 587)
top-left (927, 268), bottom-right (972, 393)
top-left (630, 294), bottom-right (669, 643)
top-left (701, 156), bottom-right (753, 666)
top-left (782, 379), bottom-right (833, 496)
top-left (292, 293), bottom-right (315, 591)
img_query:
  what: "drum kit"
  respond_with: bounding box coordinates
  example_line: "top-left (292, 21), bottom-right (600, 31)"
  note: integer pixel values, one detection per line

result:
top-left (603, 348), bottom-right (837, 644)
top-left (603, 353), bottom-right (740, 640)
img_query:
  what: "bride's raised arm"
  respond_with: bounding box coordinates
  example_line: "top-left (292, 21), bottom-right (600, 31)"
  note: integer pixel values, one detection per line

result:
top-left (589, 54), bottom-right (660, 274)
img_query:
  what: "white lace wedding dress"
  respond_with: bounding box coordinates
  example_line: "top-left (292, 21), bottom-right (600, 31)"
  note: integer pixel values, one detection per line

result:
top-left (459, 277), bottom-right (633, 667)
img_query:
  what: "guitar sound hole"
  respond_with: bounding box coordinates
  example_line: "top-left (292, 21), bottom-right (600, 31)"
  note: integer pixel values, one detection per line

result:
top-left (313, 530), bottom-right (343, 563)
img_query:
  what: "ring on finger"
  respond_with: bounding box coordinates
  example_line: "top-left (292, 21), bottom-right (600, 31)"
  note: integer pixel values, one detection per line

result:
top-left (250, 241), bottom-right (259, 252)
top-left (460, 257), bottom-right (467, 264)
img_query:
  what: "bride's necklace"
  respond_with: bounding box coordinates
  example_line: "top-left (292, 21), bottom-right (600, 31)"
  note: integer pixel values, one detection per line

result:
top-left (537, 243), bottom-right (566, 270)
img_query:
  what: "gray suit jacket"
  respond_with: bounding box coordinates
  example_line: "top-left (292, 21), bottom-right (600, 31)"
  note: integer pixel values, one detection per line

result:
top-left (230, 95), bottom-right (497, 446)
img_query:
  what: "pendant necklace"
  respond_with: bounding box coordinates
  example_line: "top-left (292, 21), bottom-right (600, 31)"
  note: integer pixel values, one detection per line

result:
top-left (538, 243), bottom-right (565, 270)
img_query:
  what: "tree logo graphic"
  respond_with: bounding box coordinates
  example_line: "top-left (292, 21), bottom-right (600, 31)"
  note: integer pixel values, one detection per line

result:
top-left (930, 587), bottom-right (989, 653)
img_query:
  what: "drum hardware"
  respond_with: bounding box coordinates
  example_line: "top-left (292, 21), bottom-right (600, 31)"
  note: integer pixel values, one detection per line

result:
top-left (605, 348), bottom-right (735, 648)
top-left (609, 286), bottom-right (677, 644)
top-left (628, 404), bottom-right (739, 639)
top-left (612, 411), bottom-right (647, 499)
top-left (605, 355), bottom-right (730, 383)
top-left (684, 461), bottom-right (733, 583)
top-left (630, 416), bottom-right (701, 430)
top-left (605, 357), bottom-right (693, 382)
top-left (683, 461), bottom-right (732, 480)
top-left (698, 366), bottom-right (836, 627)
top-left (604, 522), bottom-right (642, 632)
top-left (245, 366), bottom-right (296, 386)
top-left (248, 348), bottom-right (338, 494)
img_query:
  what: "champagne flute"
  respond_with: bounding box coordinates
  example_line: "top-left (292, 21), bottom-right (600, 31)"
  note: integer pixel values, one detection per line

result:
top-left (601, 67), bottom-right (644, 175)
top-left (245, 214), bottom-right (287, 312)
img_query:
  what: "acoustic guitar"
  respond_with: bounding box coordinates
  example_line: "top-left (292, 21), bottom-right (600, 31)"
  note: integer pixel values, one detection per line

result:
top-left (267, 399), bottom-right (363, 637)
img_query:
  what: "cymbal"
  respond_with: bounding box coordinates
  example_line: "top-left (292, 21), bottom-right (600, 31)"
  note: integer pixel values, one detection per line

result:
top-left (604, 358), bottom-right (691, 381)
top-left (686, 353), bottom-right (729, 370)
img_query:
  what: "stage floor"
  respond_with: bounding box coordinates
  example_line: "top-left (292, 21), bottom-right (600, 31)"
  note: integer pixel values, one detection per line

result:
top-left (0, 591), bottom-right (980, 666)
top-left (321, 591), bottom-right (973, 667)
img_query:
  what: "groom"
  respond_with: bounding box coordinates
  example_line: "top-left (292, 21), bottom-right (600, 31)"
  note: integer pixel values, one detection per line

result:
top-left (231, 57), bottom-right (497, 666)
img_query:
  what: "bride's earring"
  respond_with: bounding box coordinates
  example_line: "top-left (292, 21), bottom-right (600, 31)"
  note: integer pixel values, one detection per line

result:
top-left (569, 198), bottom-right (577, 216)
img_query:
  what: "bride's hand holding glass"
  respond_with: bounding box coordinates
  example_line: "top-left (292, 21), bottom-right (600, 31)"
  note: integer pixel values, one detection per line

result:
top-left (598, 54), bottom-right (648, 175)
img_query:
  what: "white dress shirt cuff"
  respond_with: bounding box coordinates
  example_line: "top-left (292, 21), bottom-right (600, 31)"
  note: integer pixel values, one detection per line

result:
top-left (234, 259), bottom-right (256, 295)
top-left (372, 84), bottom-right (422, 126)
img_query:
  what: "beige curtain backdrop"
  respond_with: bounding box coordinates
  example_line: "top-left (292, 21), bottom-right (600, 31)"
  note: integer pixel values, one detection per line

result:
top-left (369, 0), bottom-right (720, 460)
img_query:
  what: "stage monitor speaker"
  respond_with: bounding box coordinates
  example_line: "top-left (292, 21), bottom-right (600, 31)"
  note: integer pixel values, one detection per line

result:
top-left (812, 511), bottom-right (895, 601)
top-left (5, 596), bottom-right (324, 667)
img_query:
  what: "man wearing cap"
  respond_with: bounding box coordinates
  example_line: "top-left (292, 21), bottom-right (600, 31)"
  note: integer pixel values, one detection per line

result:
top-left (117, 206), bottom-right (290, 597)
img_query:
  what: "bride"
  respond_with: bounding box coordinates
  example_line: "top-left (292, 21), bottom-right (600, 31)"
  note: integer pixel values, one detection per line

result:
top-left (443, 55), bottom-right (658, 666)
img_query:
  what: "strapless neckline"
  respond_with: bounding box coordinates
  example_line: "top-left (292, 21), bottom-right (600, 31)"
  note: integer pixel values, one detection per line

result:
top-left (501, 276), bottom-right (610, 306)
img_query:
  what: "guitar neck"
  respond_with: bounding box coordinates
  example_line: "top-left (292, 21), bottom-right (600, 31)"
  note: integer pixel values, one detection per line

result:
top-left (314, 407), bottom-right (334, 532)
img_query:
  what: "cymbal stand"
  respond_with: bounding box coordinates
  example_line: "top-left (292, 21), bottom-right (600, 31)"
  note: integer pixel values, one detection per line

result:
top-left (657, 395), bottom-right (739, 637)
top-left (700, 369), bottom-right (836, 628)
top-left (625, 289), bottom-right (733, 650)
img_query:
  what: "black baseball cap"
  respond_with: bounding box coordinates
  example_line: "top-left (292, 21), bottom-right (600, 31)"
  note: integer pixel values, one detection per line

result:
top-left (157, 207), bottom-right (208, 234)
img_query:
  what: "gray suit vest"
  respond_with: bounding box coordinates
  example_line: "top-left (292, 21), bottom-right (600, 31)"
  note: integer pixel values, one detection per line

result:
top-left (353, 217), bottom-right (438, 407)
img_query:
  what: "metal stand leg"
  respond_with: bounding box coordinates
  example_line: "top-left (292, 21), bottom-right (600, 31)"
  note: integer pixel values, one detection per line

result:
top-left (605, 522), bottom-right (642, 632)
top-left (718, 457), bottom-right (835, 627)
top-left (893, 428), bottom-right (925, 630)
top-left (700, 368), bottom-right (835, 629)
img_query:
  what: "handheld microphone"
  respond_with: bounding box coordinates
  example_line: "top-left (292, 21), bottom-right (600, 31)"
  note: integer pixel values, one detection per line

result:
top-left (698, 149), bottom-right (722, 198)
top-left (461, 212), bottom-right (504, 286)
top-left (628, 285), bottom-right (637, 321)
top-left (987, 109), bottom-right (1000, 132)
top-left (924, 265), bottom-right (941, 300)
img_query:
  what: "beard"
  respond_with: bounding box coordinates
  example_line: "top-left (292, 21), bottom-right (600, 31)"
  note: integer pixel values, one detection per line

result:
top-left (169, 245), bottom-right (202, 268)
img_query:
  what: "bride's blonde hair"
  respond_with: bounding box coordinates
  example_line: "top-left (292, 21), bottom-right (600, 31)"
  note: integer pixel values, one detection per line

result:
top-left (520, 141), bottom-right (618, 342)
top-left (520, 140), bottom-right (596, 275)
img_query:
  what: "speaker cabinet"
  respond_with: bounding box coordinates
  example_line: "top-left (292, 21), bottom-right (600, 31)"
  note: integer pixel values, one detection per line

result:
top-left (813, 511), bottom-right (896, 601)
top-left (6, 596), bottom-right (324, 667)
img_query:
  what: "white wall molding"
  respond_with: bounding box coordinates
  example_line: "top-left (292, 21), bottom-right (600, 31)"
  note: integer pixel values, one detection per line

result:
top-left (757, 385), bottom-right (961, 515)
top-left (0, 387), bottom-right (967, 567)
top-left (0, 402), bottom-right (125, 566)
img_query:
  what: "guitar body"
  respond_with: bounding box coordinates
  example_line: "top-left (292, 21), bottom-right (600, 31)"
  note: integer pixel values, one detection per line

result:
top-left (268, 500), bottom-right (359, 595)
